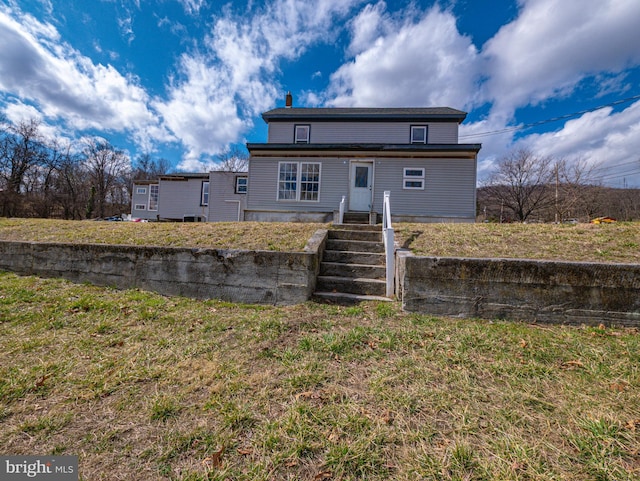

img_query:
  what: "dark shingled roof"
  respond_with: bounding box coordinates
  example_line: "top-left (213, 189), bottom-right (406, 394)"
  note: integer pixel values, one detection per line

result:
top-left (262, 107), bottom-right (468, 123)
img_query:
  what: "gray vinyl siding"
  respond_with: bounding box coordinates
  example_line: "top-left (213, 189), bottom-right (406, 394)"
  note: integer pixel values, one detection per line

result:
top-left (371, 158), bottom-right (477, 218)
top-left (247, 157), bottom-right (350, 213)
top-left (158, 178), bottom-right (209, 220)
top-left (131, 183), bottom-right (157, 220)
top-left (247, 155), bottom-right (476, 219)
top-left (268, 121), bottom-right (458, 144)
top-left (208, 172), bottom-right (247, 221)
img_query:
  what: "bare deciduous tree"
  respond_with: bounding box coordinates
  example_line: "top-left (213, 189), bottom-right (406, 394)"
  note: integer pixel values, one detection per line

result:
top-left (484, 149), bottom-right (556, 222)
top-left (213, 146), bottom-right (249, 172)
top-left (0, 119), bottom-right (48, 216)
top-left (83, 139), bottom-right (130, 218)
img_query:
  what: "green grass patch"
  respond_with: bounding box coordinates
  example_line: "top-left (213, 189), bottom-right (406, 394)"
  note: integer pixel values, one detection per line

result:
top-left (0, 272), bottom-right (638, 480)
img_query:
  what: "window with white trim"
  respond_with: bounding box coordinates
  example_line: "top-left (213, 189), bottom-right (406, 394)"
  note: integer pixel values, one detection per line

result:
top-left (235, 176), bottom-right (248, 194)
top-left (201, 181), bottom-right (209, 206)
top-left (294, 125), bottom-right (310, 144)
top-left (136, 187), bottom-right (147, 195)
top-left (411, 125), bottom-right (427, 144)
top-left (278, 162), bottom-right (321, 201)
top-left (403, 168), bottom-right (425, 190)
top-left (134, 204), bottom-right (146, 210)
top-left (148, 184), bottom-right (159, 211)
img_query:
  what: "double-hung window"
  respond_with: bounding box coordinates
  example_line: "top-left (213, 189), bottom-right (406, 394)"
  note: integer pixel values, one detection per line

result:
top-left (403, 168), bottom-right (425, 190)
top-left (148, 184), bottom-right (159, 211)
top-left (278, 162), bottom-right (320, 201)
top-left (201, 181), bottom-right (210, 206)
top-left (411, 125), bottom-right (427, 144)
top-left (235, 176), bottom-right (248, 194)
top-left (294, 125), bottom-right (310, 143)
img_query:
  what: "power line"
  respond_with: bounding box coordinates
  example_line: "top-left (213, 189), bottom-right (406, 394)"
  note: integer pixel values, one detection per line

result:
top-left (589, 159), bottom-right (640, 174)
top-left (598, 167), bottom-right (640, 181)
top-left (460, 94), bottom-right (640, 140)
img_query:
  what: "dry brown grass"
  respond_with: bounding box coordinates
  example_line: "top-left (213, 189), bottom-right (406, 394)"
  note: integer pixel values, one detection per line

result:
top-left (395, 222), bottom-right (640, 263)
top-left (2, 218), bottom-right (640, 263)
top-left (0, 218), bottom-right (326, 252)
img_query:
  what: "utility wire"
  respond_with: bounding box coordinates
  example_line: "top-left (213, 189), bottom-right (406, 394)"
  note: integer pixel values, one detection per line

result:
top-left (460, 94), bottom-right (640, 140)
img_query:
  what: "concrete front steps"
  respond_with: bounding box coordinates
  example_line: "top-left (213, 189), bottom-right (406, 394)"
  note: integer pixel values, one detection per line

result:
top-left (314, 224), bottom-right (392, 304)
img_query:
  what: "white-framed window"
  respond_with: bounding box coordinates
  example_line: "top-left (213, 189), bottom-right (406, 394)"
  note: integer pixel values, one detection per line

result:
top-left (148, 184), bottom-right (159, 211)
top-left (136, 187), bottom-right (147, 195)
top-left (278, 162), bottom-right (321, 201)
top-left (411, 125), bottom-right (427, 144)
top-left (403, 168), bottom-right (425, 190)
top-left (294, 124), bottom-right (310, 144)
top-left (134, 204), bottom-right (146, 210)
top-left (235, 176), bottom-right (248, 194)
top-left (201, 181), bottom-right (209, 206)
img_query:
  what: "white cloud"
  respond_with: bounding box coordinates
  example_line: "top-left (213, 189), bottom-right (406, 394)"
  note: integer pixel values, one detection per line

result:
top-left (347, 1), bottom-right (388, 56)
top-left (117, 13), bottom-right (134, 44)
top-left (154, 54), bottom-right (254, 167)
top-left (0, 5), bottom-right (169, 148)
top-left (325, 4), bottom-right (481, 108)
top-left (178, 0), bottom-right (206, 16)
top-left (155, 0), bottom-right (364, 167)
top-left (519, 101), bottom-right (640, 186)
top-left (483, 0), bottom-right (640, 118)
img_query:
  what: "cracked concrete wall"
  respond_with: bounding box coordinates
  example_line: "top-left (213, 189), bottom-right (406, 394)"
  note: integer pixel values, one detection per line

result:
top-left (397, 250), bottom-right (640, 327)
top-left (0, 229), bottom-right (327, 306)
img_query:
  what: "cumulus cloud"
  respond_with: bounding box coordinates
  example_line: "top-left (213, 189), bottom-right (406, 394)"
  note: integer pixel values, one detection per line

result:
top-left (483, 0), bottom-right (640, 118)
top-left (155, 0), bottom-right (364, 166)
top-left (519, 101), bottom-right (640, 186)
top-left (154, 54), bottom-right (257, 169)
top-left (325, 4), bottom-right (481, 108)
top-left (0, 5), bottom-right (167, 148)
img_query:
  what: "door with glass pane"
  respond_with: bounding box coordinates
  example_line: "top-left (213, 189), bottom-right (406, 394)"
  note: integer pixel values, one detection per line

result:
top-left (349, 161), bottom-right (373, 211)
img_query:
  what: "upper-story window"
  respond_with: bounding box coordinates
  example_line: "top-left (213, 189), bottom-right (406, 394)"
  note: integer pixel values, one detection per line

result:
top-left (411, 125), bottom-right (428, 144)
top-left (294, 124), bottom-right (310, 143)
top-left (136, 187), bottom-right (147, 195)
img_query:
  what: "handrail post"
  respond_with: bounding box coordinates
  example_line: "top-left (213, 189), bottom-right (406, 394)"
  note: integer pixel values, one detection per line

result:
top-left (382, 191), bottom-right (395, 298)
top-left (338, 195), bottom-right (346, 224)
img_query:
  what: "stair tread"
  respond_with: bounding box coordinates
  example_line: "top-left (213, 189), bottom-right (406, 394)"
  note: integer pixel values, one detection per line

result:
top-left (317, 275), bottom-right (386, 284)
top-left (313, 292), bottom-right (393, 303)
top-left (321, 261), bottom-right (385, 267)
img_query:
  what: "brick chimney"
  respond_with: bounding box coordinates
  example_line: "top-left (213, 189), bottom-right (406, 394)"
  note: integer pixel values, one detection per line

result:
top-left (285, 91), bottom-right (292, 108)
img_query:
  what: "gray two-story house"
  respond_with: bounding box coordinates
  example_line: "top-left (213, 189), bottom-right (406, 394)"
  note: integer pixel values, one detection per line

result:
top-left (131, 102), bottom-right (480, 223)
top-left (244, 103), bottom-right (481, 223)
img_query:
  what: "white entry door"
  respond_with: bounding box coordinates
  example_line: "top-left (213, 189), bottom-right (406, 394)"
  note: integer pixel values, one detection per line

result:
top-left (349, 161), bottom-right (373, 211)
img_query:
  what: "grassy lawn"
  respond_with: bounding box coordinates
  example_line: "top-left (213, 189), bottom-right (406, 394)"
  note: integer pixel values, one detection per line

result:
top-left (1, 272), bottom-right (639, 480)
top-left (1, 218), bottom-right (639, 263)
top-left (0, 218), bottom-right (326, 252)
top-left (395, 222), bottom-right (640, 264)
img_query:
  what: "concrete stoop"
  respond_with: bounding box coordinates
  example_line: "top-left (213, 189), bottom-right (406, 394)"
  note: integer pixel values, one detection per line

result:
top-left (314, 224), bottom-right (391, 304)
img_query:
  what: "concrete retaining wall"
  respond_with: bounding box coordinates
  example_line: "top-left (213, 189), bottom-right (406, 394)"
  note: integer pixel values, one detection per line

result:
top-left (0, 229), bottom-right (327, 306)
top-left (396, 250), bottom-right (640, 327)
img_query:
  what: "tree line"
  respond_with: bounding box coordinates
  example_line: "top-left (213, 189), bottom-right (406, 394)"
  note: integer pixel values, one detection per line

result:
top-left (478, 149), bottom-right (640, 223)
top-left (0, 117), bottom-right (172, 219)
top-left (2, 117), bottom-right (638, 223)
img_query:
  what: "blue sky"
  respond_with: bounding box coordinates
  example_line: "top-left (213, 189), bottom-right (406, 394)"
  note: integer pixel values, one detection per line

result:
top-left (1, 0), bottom-right (640, 186)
